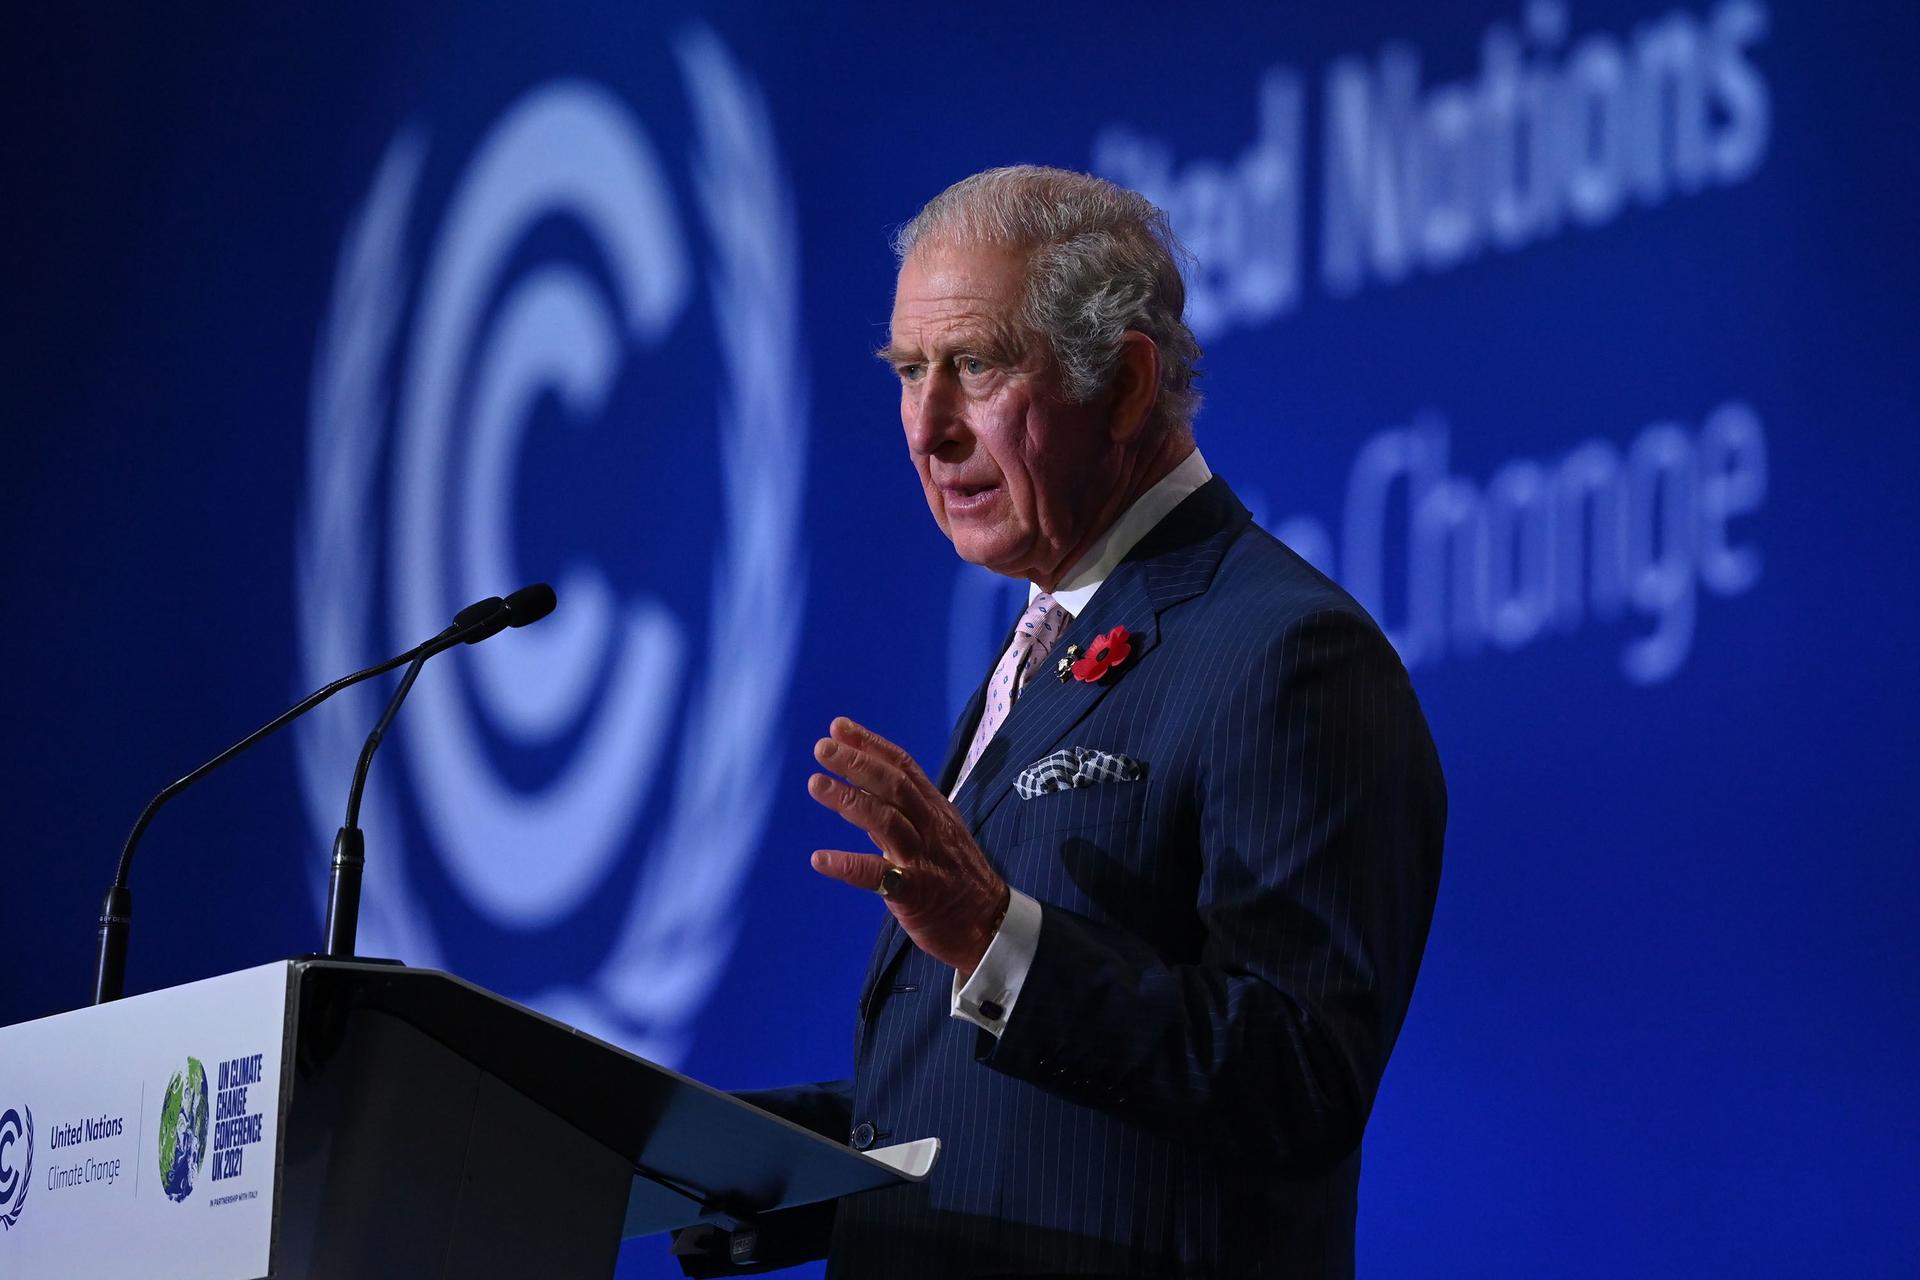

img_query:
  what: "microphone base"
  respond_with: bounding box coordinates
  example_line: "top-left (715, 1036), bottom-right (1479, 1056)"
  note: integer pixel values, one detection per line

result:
top-left (322, 826), bottom-right (366, 958)
top-left (92, 884), bottom-right (133, 1005)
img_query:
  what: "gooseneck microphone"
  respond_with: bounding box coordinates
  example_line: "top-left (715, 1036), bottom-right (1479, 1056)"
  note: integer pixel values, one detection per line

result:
top-left (323, 582), bottom-right (557, 959)
top-left (91, 584), bottom-right (557, 1005)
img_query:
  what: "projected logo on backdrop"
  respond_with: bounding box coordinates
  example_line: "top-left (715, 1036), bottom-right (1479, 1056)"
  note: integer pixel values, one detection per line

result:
top-left (296, 29), bottom-right (806, 1062)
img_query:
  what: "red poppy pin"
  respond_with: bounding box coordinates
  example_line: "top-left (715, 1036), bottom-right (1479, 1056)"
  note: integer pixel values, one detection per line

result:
top-left (1058, 625), bottom-right (1133, 683)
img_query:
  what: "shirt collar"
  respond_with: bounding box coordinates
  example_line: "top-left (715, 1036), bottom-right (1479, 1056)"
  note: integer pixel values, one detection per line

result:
top-left (1029, 447), bottom-right (1212, 617)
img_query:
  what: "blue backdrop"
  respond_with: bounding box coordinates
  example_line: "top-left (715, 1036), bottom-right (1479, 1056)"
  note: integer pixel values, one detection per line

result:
top-left (6, 2), bottom-right (1917, 1275)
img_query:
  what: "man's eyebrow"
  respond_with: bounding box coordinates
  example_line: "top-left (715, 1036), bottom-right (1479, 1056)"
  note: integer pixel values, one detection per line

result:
top-left (876, 324), bottom-right (1025, 369)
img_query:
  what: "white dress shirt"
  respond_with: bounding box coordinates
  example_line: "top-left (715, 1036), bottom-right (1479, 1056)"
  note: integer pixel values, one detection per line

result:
top-left (951, 448), bottom-right (1212, 1036)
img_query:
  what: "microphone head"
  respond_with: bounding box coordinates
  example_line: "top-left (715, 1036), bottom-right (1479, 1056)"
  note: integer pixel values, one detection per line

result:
top-left (453, 596), bottom-right (510, 645)
top-left (504, 582), bottom-right (557, 627)
top-left (452, 596), bottom-right (507, 629)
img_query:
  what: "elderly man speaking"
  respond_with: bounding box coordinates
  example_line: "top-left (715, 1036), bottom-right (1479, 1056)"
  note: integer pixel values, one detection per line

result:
top-left (709, 166), bottom-right (1445, 1279)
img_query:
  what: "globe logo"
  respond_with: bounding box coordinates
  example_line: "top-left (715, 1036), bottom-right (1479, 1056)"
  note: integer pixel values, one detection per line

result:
top-left (0, 1106), bottom-right (30, 1229)
top-left (158, 1058), bottom-right (209, 1202)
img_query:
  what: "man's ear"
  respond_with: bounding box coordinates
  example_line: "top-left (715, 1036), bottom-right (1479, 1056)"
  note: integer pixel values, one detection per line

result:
top-left (1106, 331), bottom-right (1162, 445)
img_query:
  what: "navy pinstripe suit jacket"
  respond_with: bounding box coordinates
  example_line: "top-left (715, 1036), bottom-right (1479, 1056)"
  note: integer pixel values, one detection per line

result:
top-left (741, 477), bottom-right (1444, 1279)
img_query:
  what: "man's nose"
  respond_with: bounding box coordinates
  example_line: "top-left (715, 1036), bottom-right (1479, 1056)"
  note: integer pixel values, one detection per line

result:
top-left (904, 371), bottom-right (964, 456)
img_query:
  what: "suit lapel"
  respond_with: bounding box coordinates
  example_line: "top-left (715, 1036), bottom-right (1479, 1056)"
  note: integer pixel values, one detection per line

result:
top-left (953, 477), bottom-right (1250, 836)
top-left (861, 478), bottom-right (1250, 1007)
top-left (948, 574), bottom-right (1161, 834)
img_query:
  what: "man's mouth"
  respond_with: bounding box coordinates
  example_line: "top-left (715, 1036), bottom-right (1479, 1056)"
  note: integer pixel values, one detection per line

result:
top-left (940, 481), bottom-right (999, 513)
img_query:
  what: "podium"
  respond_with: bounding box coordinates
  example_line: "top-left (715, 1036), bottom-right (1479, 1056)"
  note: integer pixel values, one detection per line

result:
top-left (0, 959), bottom-right (935, 1279)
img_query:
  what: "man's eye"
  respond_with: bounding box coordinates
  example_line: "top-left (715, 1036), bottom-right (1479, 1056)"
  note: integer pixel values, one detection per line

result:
top-left (959, 356), bottom-right (987, 376)
top-left (898, 364), bottom-right (925, 383)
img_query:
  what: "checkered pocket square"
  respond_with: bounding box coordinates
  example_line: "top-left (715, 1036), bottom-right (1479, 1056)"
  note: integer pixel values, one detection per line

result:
top-left (1013, 747), bottom-right (1145, 799)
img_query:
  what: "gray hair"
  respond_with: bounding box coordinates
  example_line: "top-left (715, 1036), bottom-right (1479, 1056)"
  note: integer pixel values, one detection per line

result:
top-left (892, 165), bottom-right (1202, 436)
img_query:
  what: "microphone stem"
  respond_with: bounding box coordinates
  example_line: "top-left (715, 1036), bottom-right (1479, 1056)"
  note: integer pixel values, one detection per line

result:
top-left (93, 587), bottom-right (538, 1003)
top-left (92, 636), bottom-right (440, 1004)
top-left (109, 644), bottom-right (425, 893)
top-left (345, 652), bottom-right (428, 830)
top-left (325, 650), bottom-right (431, 959)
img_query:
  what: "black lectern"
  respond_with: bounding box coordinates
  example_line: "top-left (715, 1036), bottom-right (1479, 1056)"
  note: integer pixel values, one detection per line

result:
top-left (0, 959), bottom-right (931, 1280)
top-left (279, 961), bottom-right (929, 1278)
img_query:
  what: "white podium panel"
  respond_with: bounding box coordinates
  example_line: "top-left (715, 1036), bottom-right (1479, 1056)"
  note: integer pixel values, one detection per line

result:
top-left (0, 962), bottom-right (291, 1280)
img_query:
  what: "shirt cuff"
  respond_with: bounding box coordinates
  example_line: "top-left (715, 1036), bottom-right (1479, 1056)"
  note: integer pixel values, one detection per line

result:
top-left (950, 888), bottom-right (1042, 1037)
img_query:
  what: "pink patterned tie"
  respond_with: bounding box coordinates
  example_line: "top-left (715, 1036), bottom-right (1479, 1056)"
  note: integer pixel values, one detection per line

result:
top-left (953, 593), bottom-right (1073, 793)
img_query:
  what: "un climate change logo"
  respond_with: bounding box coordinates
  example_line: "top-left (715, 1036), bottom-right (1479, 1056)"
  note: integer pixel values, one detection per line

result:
top-left (0, 1106), bottom-right (31, 1228)
top-left (295, 29), bottom-right (806, 1064)
top-left (159, 1059), bottom-right (209, 1203)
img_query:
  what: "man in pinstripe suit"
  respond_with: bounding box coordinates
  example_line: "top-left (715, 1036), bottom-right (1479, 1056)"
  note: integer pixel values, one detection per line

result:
top-left (695, 167), bottom-right (1444, 1278)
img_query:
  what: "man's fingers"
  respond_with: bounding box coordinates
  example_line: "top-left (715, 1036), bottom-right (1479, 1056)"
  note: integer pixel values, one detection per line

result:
top-left (807, 772), bottom-right (918, 857)
top-left (822, 721), bottom-right (938, 820)
top-left (832, 717), bottom-right (928, 784)
top-left (810, 848), bottom-right (890, 893)
top-left (814, 736), bottom-right (921, 821)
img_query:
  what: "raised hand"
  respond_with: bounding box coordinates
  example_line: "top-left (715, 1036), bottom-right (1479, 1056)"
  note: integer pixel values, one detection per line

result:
top-left (807, 717), bottom-right (1009, 975)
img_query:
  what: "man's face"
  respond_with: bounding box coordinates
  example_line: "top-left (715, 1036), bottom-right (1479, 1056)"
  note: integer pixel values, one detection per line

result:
top-left (884, 241), bottom-right (1118, 585)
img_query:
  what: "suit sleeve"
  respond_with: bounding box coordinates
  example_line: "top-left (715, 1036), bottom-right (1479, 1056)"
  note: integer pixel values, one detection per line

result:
top-left (976, 608), bottom-right (1446, 1174)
